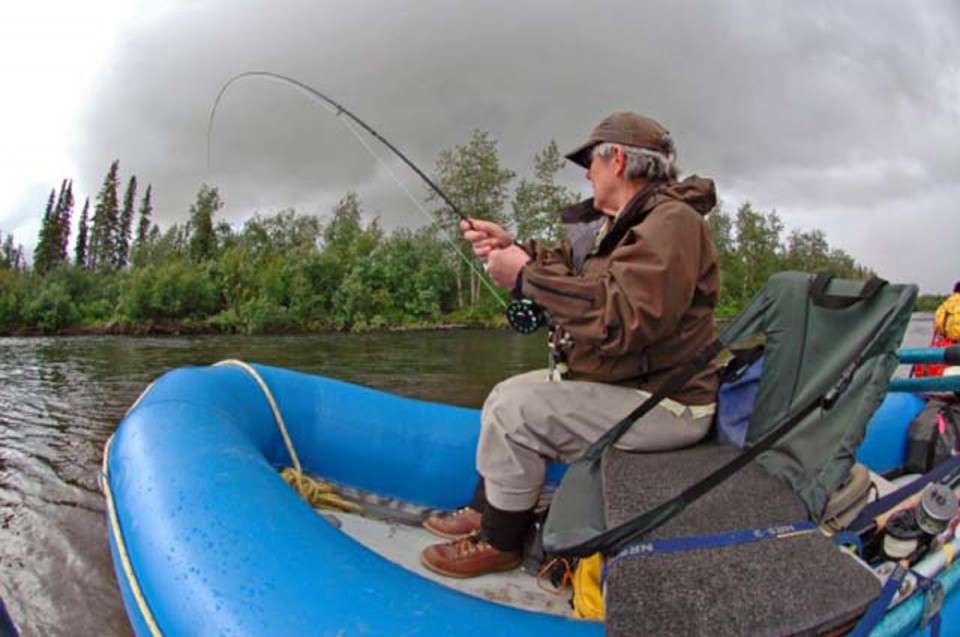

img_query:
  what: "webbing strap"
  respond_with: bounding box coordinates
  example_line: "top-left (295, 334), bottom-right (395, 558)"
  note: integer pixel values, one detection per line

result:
top-left (849, 562), bottom-right (907, 637)
top-left (830, 530), bottom-right (864, 556)
top-left (606, 521), bottom-right (874, 567)
top-left (850, 565), bottom-right (944, 637)
top-left (611, 521), bottom-right (817, 562)
top-left (602, 521), bottom-right (818, 589)
top-left (918, 573), bottom-right (944, 636)
top-left (601, 521), bottom-right (868, 590)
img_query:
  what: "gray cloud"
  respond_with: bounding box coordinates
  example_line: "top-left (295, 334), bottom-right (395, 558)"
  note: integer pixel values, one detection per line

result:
top-left (72, 0), bottom-right (960, 291)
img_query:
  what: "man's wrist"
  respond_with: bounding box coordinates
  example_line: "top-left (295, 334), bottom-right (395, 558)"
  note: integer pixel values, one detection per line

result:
top-left (512, 266), bottom-right (525, 299)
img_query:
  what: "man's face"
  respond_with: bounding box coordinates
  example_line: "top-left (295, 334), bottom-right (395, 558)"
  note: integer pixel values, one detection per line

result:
top-left (587, 144), bottom-right (621, 215)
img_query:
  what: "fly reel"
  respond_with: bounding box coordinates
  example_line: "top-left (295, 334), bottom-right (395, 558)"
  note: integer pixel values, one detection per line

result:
top-left (506, 298), bottom-right (546, 334)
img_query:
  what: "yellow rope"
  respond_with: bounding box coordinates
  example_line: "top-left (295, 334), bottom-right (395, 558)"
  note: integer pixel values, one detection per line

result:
top-left (214, 359), bottom-right (363, 515)
top-left (100, 361), bottom-right (363, 636)
top-left (101, 434), bottom-right (163, 637)
top-left (280, 467), bottom-right (364, 514)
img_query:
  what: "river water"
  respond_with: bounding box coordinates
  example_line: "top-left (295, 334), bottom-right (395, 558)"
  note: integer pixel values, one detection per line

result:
top-left (0, 317), bottom-right (936, 635)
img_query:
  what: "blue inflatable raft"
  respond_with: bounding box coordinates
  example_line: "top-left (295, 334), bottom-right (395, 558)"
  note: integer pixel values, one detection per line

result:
top-left (103, 360), bottom-right (959, 636)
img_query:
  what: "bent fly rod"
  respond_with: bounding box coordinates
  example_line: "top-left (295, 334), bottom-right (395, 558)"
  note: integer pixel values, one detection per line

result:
top-left (208, 71), bottom-right (471, 226)
top-left (207, 71), bottom-right (552, 332)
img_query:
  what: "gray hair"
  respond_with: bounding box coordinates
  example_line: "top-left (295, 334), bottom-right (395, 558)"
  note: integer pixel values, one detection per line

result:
top-left (594, 141), bottom-right (679, 182)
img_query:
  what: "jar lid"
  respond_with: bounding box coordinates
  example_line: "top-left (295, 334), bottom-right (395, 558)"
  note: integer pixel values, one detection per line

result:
top-left (917, 483), bottom-right (959, 535)
top-left (886, 509), bottom-right (923, 540)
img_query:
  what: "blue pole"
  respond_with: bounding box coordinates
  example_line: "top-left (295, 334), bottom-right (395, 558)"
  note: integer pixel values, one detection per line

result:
top-left (889, 376), bottom-right (960, 393)
top-left (897, 346), bottom-right (960, 365)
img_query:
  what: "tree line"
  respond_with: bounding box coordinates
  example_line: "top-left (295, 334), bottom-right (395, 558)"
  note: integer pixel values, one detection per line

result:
top-left (0, 131), bottom-right (892, 335)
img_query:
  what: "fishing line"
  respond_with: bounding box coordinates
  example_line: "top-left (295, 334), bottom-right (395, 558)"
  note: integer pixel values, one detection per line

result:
top-left (336, 116), bottom-right (506, 305)
top-left (207, 71), bottom-right (507, 308)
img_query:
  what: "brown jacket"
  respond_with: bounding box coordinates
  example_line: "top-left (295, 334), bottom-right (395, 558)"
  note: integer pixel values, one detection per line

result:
top-left (519, 175), bottom-right (720, 405)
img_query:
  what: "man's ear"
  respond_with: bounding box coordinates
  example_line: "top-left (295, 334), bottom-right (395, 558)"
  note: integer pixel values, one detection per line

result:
top-left (614, 145), bottom-right (627, 177)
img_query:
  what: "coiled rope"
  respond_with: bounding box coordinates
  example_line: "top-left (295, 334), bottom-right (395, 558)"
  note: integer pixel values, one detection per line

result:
top-left (213, 359), bottom-right (363, 514)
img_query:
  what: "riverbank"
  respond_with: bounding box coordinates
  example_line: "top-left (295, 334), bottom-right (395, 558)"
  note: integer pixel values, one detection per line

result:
top-left (0, 318), bottom-right (506, 338)
top-left (0, 302), bottom-right (937, 339)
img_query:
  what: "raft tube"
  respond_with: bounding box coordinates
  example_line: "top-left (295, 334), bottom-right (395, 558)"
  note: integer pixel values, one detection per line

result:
top-left (104, 363), bottom-right (958, 636)
top-left (103, 363), bottom-right (600, 636)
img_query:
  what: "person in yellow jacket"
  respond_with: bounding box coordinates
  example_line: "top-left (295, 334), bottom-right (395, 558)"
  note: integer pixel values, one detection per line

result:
top-left (935, 282), bottom-right (960, 342)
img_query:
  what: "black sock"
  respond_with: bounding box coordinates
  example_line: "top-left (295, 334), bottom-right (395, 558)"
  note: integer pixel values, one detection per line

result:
top-left (468, 479), bottom-right (486, 513)
top-left (481, 502), bottom-right (534, 552)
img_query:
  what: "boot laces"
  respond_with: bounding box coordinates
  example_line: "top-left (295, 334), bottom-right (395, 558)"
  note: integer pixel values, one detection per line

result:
top-left (455, 534), bottom-right (490, 556)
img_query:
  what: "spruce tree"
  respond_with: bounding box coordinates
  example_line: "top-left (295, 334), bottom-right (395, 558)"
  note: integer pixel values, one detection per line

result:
top-left (1, 233), bottom-right (18, 270)
top-left (116, 175), bottom-right (137, 268)
top-left (50, 182), bottom-right (65, 265)
top-left (188, 184), bottom-right (221, 262)
top-left (89, 160), bottom-right (121, 270)
top-left (134, 184), bottom-right (153, 253)
top-left (56, 180), bottom-right (74, 264)
top-left (75, 198), bottom-right (90, 268)
top-left (33, 180), bottom-right (76, 274)
top-left (34, 189), bottom-right (57, 274)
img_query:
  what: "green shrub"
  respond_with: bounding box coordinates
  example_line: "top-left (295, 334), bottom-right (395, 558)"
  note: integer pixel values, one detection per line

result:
top-left (121, 261), bottom-right (219, 321)
top-left (24, 279), bottom-right (76, 333)
top-left (0, 269), bottom-right (28, 331)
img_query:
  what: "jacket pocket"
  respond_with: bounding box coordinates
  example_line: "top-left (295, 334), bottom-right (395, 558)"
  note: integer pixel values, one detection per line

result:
top-left (527, 279), bottom-right (596, 306)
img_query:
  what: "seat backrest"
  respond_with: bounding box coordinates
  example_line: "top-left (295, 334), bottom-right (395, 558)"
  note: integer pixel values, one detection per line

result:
top-left (720, 271), bottom-right (917, 519)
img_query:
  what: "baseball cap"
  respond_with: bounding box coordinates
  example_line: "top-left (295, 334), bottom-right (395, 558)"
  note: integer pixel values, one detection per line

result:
top-left (565, 112), bottom-right (672, 168)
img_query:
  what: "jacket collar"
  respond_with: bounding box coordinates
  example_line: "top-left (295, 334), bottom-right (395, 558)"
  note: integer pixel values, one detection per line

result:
top-left (594, 182), bottom-right (661, 256)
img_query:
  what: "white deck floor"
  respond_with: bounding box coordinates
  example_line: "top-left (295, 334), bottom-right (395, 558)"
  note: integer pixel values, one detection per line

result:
top-left (334, 511), bottom-right (576, 617)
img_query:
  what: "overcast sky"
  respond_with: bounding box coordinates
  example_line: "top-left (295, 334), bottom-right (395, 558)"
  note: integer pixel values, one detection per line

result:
top-left (1, 0), bottom-right (958, 293)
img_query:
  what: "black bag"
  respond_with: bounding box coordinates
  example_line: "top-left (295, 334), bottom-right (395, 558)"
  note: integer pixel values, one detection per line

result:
top-left (905, 399), bottom-right (960, 473)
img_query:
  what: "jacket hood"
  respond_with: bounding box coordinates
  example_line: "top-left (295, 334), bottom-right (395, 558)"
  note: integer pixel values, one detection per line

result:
top-left (656, 175), bottom-right (717, 215)
top-left (559, 198), bottom-right (604, 225)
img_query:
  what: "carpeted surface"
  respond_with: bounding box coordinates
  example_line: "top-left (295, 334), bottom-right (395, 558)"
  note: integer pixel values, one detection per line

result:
top-left (602, 443), bottom-right (880, 636)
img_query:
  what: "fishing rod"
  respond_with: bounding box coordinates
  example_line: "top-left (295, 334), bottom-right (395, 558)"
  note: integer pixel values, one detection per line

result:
top-left (208, 72), bottom-right (472, 226)
top-left (207, 71), bottom-right (553, 328)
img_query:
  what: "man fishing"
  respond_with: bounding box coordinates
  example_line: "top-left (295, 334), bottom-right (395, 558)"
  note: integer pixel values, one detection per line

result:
top-left (420, 111), bottom-right (722, 577)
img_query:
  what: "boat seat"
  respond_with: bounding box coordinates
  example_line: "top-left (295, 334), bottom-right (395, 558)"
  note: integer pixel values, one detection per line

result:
top-left (602, 443), bottom-right (881, 637)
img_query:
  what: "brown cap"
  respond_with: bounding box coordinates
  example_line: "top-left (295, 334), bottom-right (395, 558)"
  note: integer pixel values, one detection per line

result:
top-left (564, 112), bottom-right (672, 168)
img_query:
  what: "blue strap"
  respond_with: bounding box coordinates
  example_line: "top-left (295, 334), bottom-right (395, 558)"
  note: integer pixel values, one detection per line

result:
top-left (849, 565), bottom-right (944, 637)
top-left (849, 562), bottom-right (907, 637)
top-left (916, 570), bottom-right (944, 637)
top-left (602, 521), bottom-right (820, 588)
top-left (610, 521), bottom-right (818, 564)
top-left (831, 530), bottom-right (864, 556)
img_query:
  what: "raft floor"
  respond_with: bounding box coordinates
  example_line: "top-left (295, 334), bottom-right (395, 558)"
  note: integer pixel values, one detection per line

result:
top-left (335, 511), bottom-right (575, 617)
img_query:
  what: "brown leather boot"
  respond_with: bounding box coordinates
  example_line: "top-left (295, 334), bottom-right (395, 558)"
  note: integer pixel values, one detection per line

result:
top-left (422, 507), bottom-right (482, 540)
top-left (420, 535), bottom-right (522, 578)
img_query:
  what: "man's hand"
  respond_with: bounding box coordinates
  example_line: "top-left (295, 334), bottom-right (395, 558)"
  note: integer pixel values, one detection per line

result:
top-left (486, 245), bottom-right (530, 289)
top-left (460, 218), bottom-right (513, 261)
